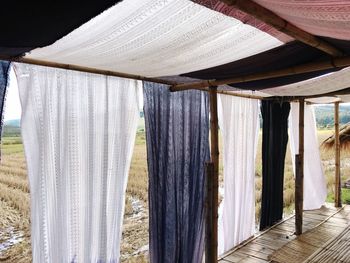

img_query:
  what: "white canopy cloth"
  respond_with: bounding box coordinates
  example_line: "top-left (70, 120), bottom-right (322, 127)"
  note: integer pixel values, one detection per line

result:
top-left (15, 63), bottom-right (140, 263)
top-left (261, 67), bottom-right (350, 97)
top-left (289, 102), bottom-right (327, 210)
top-left (25, 0), bottom-right (282, 77)
top-left (218, 94), bottom-right (259, 255)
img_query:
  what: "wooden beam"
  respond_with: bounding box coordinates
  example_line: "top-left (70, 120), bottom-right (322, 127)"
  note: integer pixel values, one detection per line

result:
top-left (216, 90), bottom-right (265, 100)
top-left (205, 161), bottom-right (215, 263)
top-left (334, 102), bottom-right (342, 208)
top-left (1, 56), bottom-right (177, 86)
top-left (209, 86), bottom-right (219, 263)
top-left (220, 0), bottom-right (343, 57)
top-left (295, 98), bottom-right (304, 235)
top-left (170, 56), bottom-right (350, 92)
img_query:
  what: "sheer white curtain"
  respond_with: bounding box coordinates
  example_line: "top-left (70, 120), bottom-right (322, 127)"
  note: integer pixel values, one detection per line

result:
top-left (15, 63), bottom-right (140, 263)
top-left (289, 102), bottom-right (327, 210)
top-left (218, 94), bottom-right (259, 255)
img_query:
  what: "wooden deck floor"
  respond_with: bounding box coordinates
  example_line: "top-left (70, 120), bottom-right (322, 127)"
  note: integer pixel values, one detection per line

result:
top-left (305, 223), bottom-right (350, 262)
top-left (218, 204), bottom-right (350, 263)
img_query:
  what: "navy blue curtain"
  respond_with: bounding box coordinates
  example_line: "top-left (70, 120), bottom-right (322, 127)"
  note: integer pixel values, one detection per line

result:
top-left (0, 61), bottom-right (11, 157)
top-left (260, 100), bottom-right (290, 230)
top-left (143, 82), bottom-right (210, 263)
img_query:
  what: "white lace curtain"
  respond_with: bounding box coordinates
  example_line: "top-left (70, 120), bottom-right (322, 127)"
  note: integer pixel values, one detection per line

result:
top-left (289, 102), bottom-right (327, 210)
top-left (15, 63), bottom-right (140, 263)
top-left (218, 94), bottom-right (259, 255)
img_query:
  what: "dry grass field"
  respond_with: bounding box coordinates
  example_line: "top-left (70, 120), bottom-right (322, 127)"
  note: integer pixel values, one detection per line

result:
top-left (0, 127), bottom-right (349, 262)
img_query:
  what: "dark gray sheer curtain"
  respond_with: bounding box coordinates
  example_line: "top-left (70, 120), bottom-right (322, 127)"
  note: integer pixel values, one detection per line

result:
top-left (143, 82), bottom-right (210, 263)
top-left (0, 61), bottom-right (10, 159)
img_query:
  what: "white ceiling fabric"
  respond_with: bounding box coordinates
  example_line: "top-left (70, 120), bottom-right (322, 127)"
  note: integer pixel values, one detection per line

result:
top-left (260, 67), bottom-right (350, 97)
top-left (25, 0), bottom-right (282, 77)
top-left (306, 97), bottom-right (341, 104)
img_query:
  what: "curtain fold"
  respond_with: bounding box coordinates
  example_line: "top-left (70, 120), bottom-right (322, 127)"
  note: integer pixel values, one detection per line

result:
top-left (218, 94), bottom-right (259, 255)
top-left (289, 102), bottom-right (327, 210)
top-left (15, 63), bottom-right (140, 263)
top-left (143, 82), bottom-right (210, 263)
top-left (260, 101), bottom-right (290, 230)
top-left (0, 61), bottom-right (11, 158)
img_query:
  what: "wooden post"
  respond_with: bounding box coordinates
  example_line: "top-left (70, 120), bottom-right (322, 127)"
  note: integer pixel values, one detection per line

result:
top-left (334, 102), bottom-right (342, 207)
top-left (205, 162), bottom-right (215, 263)
top-left (208, 86), bottom-right (219, 263)
top-left (295, 98), bottom-right (304, 235)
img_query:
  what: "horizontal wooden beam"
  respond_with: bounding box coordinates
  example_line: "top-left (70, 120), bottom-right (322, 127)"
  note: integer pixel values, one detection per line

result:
top-left (170, 55), bottom-right (350, 92)
top-left (221, 0), bottom-right (343, 57)
top-left (0, 56), bottom-right (177, 86)
top-left (216, 89), bottom-right (265, 100)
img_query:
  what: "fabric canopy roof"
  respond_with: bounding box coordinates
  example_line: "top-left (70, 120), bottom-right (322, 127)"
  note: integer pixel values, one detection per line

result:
top-left (1, 0), bottom-right (350, 97)
top-left (254, 0), bottom-right (350, 41)
top-left (25, 0), bottom-right (283, 77)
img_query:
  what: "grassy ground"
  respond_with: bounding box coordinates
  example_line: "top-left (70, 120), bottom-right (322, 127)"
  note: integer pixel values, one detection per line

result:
top-left (0, 128), bottom-right (349, 262)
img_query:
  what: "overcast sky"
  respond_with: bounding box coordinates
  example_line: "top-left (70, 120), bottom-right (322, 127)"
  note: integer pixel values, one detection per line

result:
top-left (4, 67), bottom-right (22, 121)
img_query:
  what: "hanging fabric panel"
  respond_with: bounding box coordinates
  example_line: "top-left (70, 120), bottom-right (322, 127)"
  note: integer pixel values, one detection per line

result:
top-left (289, 102), bottom-right (327, 210)
top-left (0, 61), bottom-right (11, 159)
top-left (15, 63), bottom-right (140, 263)
top-left (260, 101), bottom-right (290, 230)
top-left (143, 82), bottom-right (210, 263)
top-left (217, 94), bottom-right (259, 255)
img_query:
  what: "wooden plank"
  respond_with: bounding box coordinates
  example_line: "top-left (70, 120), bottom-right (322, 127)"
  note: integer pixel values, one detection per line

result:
top-left (295, 99), bottom-right (304, 235)
top-left (2, 57), bottom-right (177, 86)
top-left (209, 86), bottom-right (219, 263)
top-left (239, 256), bottom-right (269, 263)
top-left (239, 247), bottom-right (271, 260)
top-left (224, 252), bottom-right (248, 262)
top-left (334, 101), bottom-right (342, 208)
top-left (206, 162), bottom-right (215, 263)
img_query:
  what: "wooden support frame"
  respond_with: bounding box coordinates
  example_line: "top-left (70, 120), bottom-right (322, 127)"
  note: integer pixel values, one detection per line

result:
top-left (205, 162), bottom-right (215, 263)
top-left (334, 102), bottom-right (342, 208)
top-left (208, 86), bottom-right (219, 263)
top-left (295, 98), bottom-right (304, 235)
top-left (1, 56), bottom-right (177, 86)
top-left (220, 0), bottom-right (343, 57)
top-left (170, 56), bottom-right (350, 92)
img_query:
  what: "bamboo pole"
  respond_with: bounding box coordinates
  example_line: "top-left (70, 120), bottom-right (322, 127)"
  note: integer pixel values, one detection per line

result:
top-left (170, 56), bottom-right (350, 92)
top-left (205, 162), bottom-right (215, 263)
top-left (220, 0), bottom-right (343, 57)
top-left (334, 102), bottom-right (342, 208)
top-left (209, 86), bottom-right (219, 263)
top-left (1, 56), bottom-right (177, 86)
top-left (295, 98), bottom-right (304, 235)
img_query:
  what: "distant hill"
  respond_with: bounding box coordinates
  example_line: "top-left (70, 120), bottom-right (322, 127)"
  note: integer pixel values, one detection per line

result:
top-left (3, 119), bottom-right (20, 137)
top-left (314, 105), bottom-right (350, 128)
top-left (4, 119), bottom-right (20, 128)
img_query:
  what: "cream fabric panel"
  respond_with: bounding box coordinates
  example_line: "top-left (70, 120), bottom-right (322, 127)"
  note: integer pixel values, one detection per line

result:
top-left (15, 63), bottom-right (140, 263)
top-left (25, 0), bottom-right (282, 77)
top-left (289, 102), bottom-right (327, 210)
top-left (218, 94), bottom-right (259, 255)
